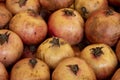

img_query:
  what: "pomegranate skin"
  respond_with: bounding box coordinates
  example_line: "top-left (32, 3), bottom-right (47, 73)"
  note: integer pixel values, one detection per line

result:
top-left (85, 9), bottom-right (120, 47)
top-left (39, 0), bottom-right (74, 11)
top-left (48, 8), bottom-right (84, 45)
top-left (9, 11), bottom-right (48, 45)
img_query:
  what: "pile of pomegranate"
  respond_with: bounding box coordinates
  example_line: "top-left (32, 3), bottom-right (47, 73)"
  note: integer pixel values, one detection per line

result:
top-left (0, 0), bottom-right (120, 80)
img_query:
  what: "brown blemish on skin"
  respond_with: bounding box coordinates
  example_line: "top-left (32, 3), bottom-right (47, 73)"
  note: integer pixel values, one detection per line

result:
top-left (34, 32), bottom-right (36, 35)
top-left (4, 57), bottom-right (6, 60)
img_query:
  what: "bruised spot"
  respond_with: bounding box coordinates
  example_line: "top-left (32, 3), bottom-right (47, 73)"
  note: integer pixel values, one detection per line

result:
top-left (15, 65), bottom-right (20, 69)
top-left (4, 57), bottom-right (6, 60)
top-left (34, 32), bottom-right (36, 35)
top-left (42, 64), bottom-right (45, 67)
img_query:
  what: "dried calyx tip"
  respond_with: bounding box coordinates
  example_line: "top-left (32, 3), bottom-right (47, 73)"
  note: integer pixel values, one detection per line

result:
top-left (18, 0), bottom-right (27, 7)
top-left (81, 7), bottom-right (88, 18)
top-left (27, 9), bottom-right (38, 17)
top-left (29, 58), bottom-right (37, 68)
top-left (63, 9), bottom-right (76, 16)
top-left (90, 47), bottom-right (104, 57)
top-left (49, 37), bottom-right (60, 47)
top-left (0, 32), bottom-right (10, 45)
top-left (105, 8), bottom-right (113, 16)
top-left (67, 64), bottom-right (79, 75)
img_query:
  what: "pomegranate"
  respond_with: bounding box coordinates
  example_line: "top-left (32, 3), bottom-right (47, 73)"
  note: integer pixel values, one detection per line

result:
top-left (0, 3), bottom-right (12, 28)
top-left (79, 43), bottom-right (118, 79)
top-left (0, 62), bottom-right (8, 80)
top-left (85, 8), bottom-right (120, 46)
top-left (36, 37), bottom-right (74, 69)
top-left (115, 40), bottom-right (120, 62)
top-left (48, 8), bottom-right (84, 45)
top-left (52, 57), bottom-right (96, 80)
top-left (111, 68), bottom-right (120, 80)
top-left (10, 58), bottom-right (50, 80)
top-left (9, 10), bottom-right (48, 45)
top-left (0, 29), bottom-right (23, 67)
top-left (39, 0), bottom-right (74, 11)
top-left (75, 0), bottom-right (108, 19)
top-left (6, 0), bottom-right (40, 14)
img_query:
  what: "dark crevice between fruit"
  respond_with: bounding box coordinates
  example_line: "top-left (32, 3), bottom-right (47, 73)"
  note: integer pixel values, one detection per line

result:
top-left (76, 39), bottom-right (90, 51)
top-left (63, 9), bottom-right (76, 16)
top-left (67, 64), bottom-right (79, 75)
top-left (29, 58), bottom-right (37, 68)
top-left (29, 45), bottom-right (37, 53)
top-left (0, 32), bottom-right (10, 45)
top-left (39, 7), bottom-right (52, 22)
top-left (105, 8), bottom-right (114, 16)
top-left (90, 47), bottom-right (104, 57)
top-left (18, 0), bottom-right (27, 7)
top-left (49, 37), bottom-right (61, 47)
top-left (81, 7), bottom-right (89, 18)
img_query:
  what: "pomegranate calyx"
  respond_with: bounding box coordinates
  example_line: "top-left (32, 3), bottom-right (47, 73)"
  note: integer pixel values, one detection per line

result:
top-left (90, 47), bottom-right (104, 57)
top-left (29, 58), bottom-right (37, 68)
top-left (18, 0), bottom-right (27, 7)
top-left (63, 9), bottom-right (76, 16)
top-left (27, 9), bottom-right (38, 17)
top-left (0, 31), bottom-right (10, 45)
top-left (49, 37), bottom-right (61, 47)
top-left (105, 9), bottom-right (114, 16)
top-left (81, 7), bottom-right (89, 18)
top-left (67, 64), bottom-right (79, 75)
